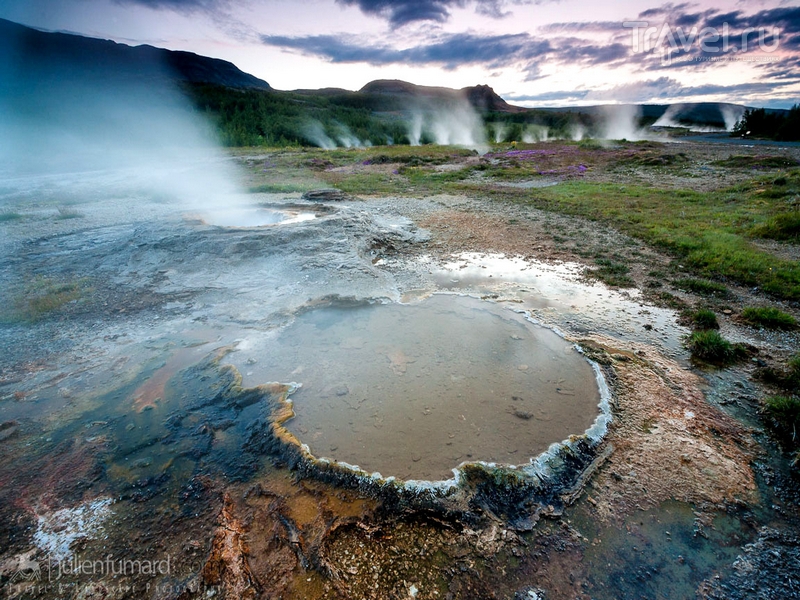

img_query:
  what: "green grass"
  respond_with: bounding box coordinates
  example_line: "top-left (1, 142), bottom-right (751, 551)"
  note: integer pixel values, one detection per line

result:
top-left (3, 277), bottom-right (90, 323)
top-left (750, 212), bottom-right (800, 241)
top-left (762, 395), bottom-right (800, 441)
top-left (651, 291), bottom-right (687, 309)
top-left (673, 278), bottom-right (730, 298)
top-left (689, 308), bottom-right (719, 330)
top-left (686, 330), bottom-right (746, 365)
top-left (755, 353), bottom-right (800, 391)
top-left (587, 258), bottom-right (635, 287)
top-left (249, 182), bottom-right (318, 193)
top-left (508, 176), bottom-right (800, 300)
top-left (238, 146), bottom-right (800, 300)
top-left (741, 306), bottom-right (798, 330)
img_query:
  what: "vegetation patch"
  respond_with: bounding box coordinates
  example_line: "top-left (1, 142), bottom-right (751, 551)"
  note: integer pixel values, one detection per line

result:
top-left (713, 155), bottom-right (800, 169)
top-left (586, 258), bottom-right (635, 288)
top-left (673, 278), bottom-right (730, 298)
top-left (511, 179), bottom-right (800, 300)
top-left (250, 182), bottom-right (318, 193)
top-left (688, 308), bottom-right (719, 330)
top-left (750, 213), bottom-right (800, 241)
top-left (757, 353), bottom-right (800, 392)
top-left (762, 395), bottom-right (800, 443)
top-left (741, 306), bottom-right (798, 330)
top-left (4, 277), bottom-right (91, 323)
top-left (626, 151), bottom-right (689, 167)
top-left (686, 330), bottom-right (747, 366)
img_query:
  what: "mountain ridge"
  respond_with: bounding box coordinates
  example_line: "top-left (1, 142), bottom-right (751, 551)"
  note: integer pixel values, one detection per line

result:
top-left (0, 17), bottom-right (271, 90)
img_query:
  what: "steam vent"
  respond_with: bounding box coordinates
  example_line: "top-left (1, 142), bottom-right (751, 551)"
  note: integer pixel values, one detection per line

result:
top-left (258, 294), bottom-right (607, 482)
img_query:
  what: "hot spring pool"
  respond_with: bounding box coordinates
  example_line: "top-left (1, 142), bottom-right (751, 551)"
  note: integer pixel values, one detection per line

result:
top-left (256, 294), bottom-right (604, 481)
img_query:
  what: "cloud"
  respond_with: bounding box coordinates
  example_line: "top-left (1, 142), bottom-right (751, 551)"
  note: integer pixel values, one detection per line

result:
top-left (262, 30), bottom-right (637, 72)
top-left (112, 0), bottom-right (225, 12)
top-left (334, 0), bottom-right (542, 26)
top-left (510, 76), bottom-right (800, 105)
top-left (262, 32), bottom-right (554, 69)
top-left (506, 89), bottom-right (590, 103)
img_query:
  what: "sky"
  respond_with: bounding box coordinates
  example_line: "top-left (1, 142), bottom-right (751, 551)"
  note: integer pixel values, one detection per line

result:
top-left (0, 0), bottom-right (799, 107)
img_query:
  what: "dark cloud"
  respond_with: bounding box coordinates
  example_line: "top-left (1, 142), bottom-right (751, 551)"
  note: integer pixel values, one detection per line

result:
top-left (334, 0), bottom-right (537, 26)
top-left (262, 32), bottom-right (557, 69)
top-left (558, 41), bottom-right (629, 65)
top-left (261, 31), bottom-right (637, 70)
top-left (705, 6), bottom-right (800, 33)
top-left (638, 2), bottom-right (695, 19)
top-left (112, 0), bottom-right (223, 12)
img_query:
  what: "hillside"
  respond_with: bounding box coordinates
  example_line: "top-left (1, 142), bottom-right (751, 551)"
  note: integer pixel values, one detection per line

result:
top-left (0, 17), bottom-right (270, 90)
top-left (360, 79), bottom-right (525, 113)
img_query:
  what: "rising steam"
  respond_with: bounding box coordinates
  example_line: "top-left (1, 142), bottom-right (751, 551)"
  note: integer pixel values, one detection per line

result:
top-left (0, 39), bottom-right (246, 216)
top-left (406, 99), bottom-right (487, 153)
top-left (599, 105), bottom-right (652, 141)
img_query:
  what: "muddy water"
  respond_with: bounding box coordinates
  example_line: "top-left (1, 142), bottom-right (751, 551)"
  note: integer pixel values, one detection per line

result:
top-left (255, 294), bottom-right (601, 481)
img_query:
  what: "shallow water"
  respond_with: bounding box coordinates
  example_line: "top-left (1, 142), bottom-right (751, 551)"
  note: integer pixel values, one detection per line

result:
top-left (251, 294), bottom-right (601, 481)
top-left (573, 500), bottom-right (754, 599)
top-left (420, 252), bottom-right (688, 356)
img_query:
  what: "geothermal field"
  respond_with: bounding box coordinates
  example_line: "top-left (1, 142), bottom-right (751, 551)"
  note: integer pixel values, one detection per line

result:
top-left (3, 120), bottom-right (800, 600)
top-left (2, 12), bottom-right (800, 600)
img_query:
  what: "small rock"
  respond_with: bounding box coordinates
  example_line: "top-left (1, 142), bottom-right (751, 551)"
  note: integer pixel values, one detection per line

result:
top-left (0, 421), bottom-right (19, 442)
top-left (302, 189), bottom-right (352, 202)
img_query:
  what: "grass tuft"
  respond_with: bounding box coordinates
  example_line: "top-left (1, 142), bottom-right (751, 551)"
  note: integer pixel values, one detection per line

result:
top-left (673, 278), bottom-right (730, 298)
top-left (690, 308), bottom-right (719, 330)
top-left (741, 306), bottom-right (798, 330)
top-left (587, 258), bottom-right (635, 287)
top-left (686, 330), bottom-right (746, 365)
top-left (750, 213), bottom-right (800, 241)
top-left (3, 277), bottom-right (91, 323)
top-left (762, 395), bottom-right (800, 441)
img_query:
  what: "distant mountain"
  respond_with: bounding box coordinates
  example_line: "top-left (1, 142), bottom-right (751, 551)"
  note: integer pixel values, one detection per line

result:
top-left (0, 18), bottom-right (270, 90)
top-left (360, 79), bottom-right (525, 113)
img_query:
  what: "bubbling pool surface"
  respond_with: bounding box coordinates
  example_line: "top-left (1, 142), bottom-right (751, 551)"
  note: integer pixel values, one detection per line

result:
top-left (256, 295), bottom-right (603, 481)
top-left (199, 206), bottom-right (317, 227)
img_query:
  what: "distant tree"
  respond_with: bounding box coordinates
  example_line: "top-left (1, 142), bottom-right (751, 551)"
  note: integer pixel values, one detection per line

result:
top-left (733, 105), bottom-right (800, 141)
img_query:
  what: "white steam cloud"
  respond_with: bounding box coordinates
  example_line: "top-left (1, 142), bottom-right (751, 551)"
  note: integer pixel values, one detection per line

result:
top-left (0, 51), bottom-right (246, 216)
top-left (406, 100), bottom-right (487, 153)
top-left (599, 105), bottom-right (651, 141)
top-left (720, 105), bottom-right (745, 132)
